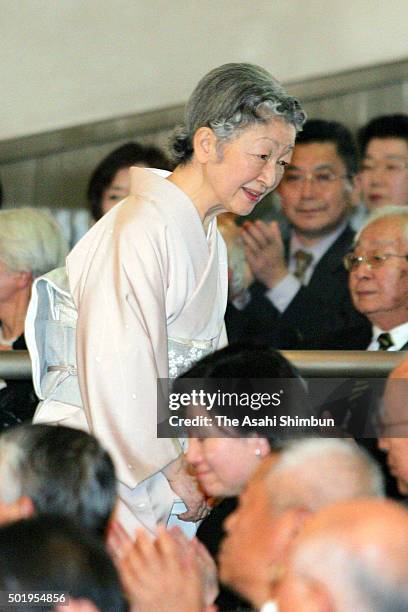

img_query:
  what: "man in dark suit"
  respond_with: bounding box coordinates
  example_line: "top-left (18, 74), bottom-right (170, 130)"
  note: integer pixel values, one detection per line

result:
top-left (348, 206), bottom-right (408, 351)
top-left (226, 119), bottom-right (370, 349)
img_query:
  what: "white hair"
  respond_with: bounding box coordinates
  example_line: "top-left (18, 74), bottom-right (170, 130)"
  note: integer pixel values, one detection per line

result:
top-left (269, 438), bottom-right (384, 511)
top-left (291, 506), bottom-right (408, 612)
top-left (355, 205), bottom-right (408, 243)
top-left (0, 208), bottom-right (68, 278)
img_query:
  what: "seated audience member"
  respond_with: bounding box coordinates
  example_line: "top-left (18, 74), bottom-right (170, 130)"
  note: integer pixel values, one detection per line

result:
top-left (277, 498), bottom-right (408, 612)
top-left (219, 438), bottom-right (384, 611)
top-left (346, 205), bottom-right (408, 350)
top-left (226, 119), bottom-right (370, 349)
top-left (179, 343), bottom-right (313, 611)
top-left (0, 424), bottom-right (116, 538)
top-left (0, 208), bottom-right (68, 430)
top-left (109, 344), bottom-right (313, 612)
top-left (378, 357), bottom-right (408, 496)
top-left (87, 141), bottom-right (171, 221)
top-left (0, 515), bottom-right (126, 612)
top-left (358, 113), bottom-right (408, 212)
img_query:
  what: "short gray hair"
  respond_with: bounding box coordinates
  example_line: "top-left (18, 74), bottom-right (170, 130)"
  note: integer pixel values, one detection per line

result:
top-left (292, 504), bottom-right (408, 612)
top-left (170, 62), bottom-right (306, 164)
top-left (0, 208), bottom-right (68, 278)
top-left (356, 205), bottom-right (408, 243)
top-left (269, 438), bottom-right (384, 511)
top-left (0, 424), bottom-right (116, 536)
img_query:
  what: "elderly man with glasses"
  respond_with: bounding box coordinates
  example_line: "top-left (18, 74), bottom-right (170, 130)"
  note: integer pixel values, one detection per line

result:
top-left (346, 206), bottom-right (408, 351)
top-left (226, 119), bottom-right (370, 349)
top-left (322, 206), bottom-right (408, 446)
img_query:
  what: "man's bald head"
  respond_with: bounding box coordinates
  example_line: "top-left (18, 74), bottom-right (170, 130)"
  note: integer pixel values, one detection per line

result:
top-left (266, 438), bottom-right (384, 511)
top-left (219, 439), bottom-right (383, 608)
top-left (278, 498), bottom-right (408, 612)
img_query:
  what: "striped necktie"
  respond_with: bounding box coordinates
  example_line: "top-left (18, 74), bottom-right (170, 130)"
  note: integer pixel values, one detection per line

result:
top-left (377, 332), bottom-right (394, 351)
top-left (294, 250), bottom-right (313, 284)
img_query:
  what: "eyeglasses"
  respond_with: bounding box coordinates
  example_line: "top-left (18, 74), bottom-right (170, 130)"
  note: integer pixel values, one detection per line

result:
top-left (344, 253), bottom-right (408, 271)
top-left (280, 171), bottom-right (349, 188)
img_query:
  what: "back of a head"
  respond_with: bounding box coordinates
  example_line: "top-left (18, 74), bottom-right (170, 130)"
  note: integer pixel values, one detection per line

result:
top-left (0, 208), bottom-right (68, 278)
top-left (287, 499), bottom-right (408, 612)
top-left (270, 438), bottom-right (384, 512)
top-left (295, 118), bottom-right (358, 177)
top-left (358, 113), bottom-right (408, 156)
top-left (0, 515), bottom-right (125, 612)
top-left (0, 424), bottom-right (116, 537)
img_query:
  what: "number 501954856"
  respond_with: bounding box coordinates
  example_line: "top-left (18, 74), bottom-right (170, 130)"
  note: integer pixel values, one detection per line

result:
top-left (0, 592), bottom-right (68, 606)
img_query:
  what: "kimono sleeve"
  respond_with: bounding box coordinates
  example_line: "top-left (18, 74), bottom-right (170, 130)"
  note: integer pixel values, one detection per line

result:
top-left (71, 213), bottom-right (181, 490)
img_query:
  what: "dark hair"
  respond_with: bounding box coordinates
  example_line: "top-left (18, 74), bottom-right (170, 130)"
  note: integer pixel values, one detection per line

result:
top-left (87, 141), bottom-right (171, 220)
top-left (0, 175), bottom-right (3, 207)
top-left (0, 515), bottom-right (125, 612)
top-left (170, 62), bottom-right (306, 165)
top-left (358, 114), bottom-right (408, 157)
top-left (173, 343), bottom-right (315, 445)
top-left (0, 424), bottom-right (116, 538)
top-left (296, 119), bottom-right (358, 177)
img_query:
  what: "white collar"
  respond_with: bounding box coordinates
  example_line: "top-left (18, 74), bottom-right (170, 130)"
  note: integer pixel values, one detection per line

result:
top-left (371, 322), bottom-right (408, 350)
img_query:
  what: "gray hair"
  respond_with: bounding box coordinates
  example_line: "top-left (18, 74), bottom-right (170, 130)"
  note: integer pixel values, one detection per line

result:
top-left (170, 62), bottom-right (306, 164)
top-left (269, 438), bottom-right (384, 511)
top-left (292, 510), bottom-right (408, 612)
top-left (0, 208), bottom-right (68, 278)
top-left (0, 424), bottom-right (116, 536)
top-left (356, 205), bottom-right (408, 243)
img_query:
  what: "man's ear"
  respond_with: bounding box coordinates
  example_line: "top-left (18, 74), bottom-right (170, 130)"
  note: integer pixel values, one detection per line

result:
top-left (304, 578), bottom-right (334, 612)
top-left (192, 127), bottom-right (218, 163)
top-left (16, 270), bottom-right (33, 290)
top-left (349, 173), bottom-right (362, 207)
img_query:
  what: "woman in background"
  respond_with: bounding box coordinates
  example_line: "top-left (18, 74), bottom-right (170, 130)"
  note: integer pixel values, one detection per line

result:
top-left (87, 141), bottom-right (171, 221)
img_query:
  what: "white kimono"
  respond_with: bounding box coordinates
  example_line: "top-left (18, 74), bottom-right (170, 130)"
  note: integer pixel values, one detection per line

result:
top-left (26, 168), bottom-right (228, 533)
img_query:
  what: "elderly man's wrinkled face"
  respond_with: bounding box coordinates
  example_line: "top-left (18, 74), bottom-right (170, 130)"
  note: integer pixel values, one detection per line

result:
top-left (378, 377), bottom-right (408, 494)
top-left (349, 216), bottom-right (408, 330)
top-left (278, 142), bottom-right (352, 243)
top-left (360, 138), bottom-right (408, 210)
top-left (219, 460), bottom-right (300, 608)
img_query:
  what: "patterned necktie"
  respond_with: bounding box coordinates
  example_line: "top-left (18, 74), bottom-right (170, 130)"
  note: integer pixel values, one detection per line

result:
top-left (293, 250), bottom-right (313, 284)
top-left (377, 332), bottom-right (394, 351)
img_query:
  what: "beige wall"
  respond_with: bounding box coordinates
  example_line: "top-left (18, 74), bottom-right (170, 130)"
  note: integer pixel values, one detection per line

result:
top-left (1, 0), bottom-right (408, 140)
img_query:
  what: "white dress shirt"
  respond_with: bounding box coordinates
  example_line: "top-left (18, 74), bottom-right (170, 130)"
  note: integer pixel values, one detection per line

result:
top-left (267, 222), bottom-right (347, 313)
top-left (367, 322), bottom-right (408, 351)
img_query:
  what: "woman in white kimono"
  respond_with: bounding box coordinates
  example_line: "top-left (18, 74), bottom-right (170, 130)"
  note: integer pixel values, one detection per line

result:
top-left (26, 62), bottom-right (306, 534)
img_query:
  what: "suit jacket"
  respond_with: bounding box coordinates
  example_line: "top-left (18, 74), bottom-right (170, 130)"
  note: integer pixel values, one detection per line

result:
top-left (226, 225), bottom-right (371, 349)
